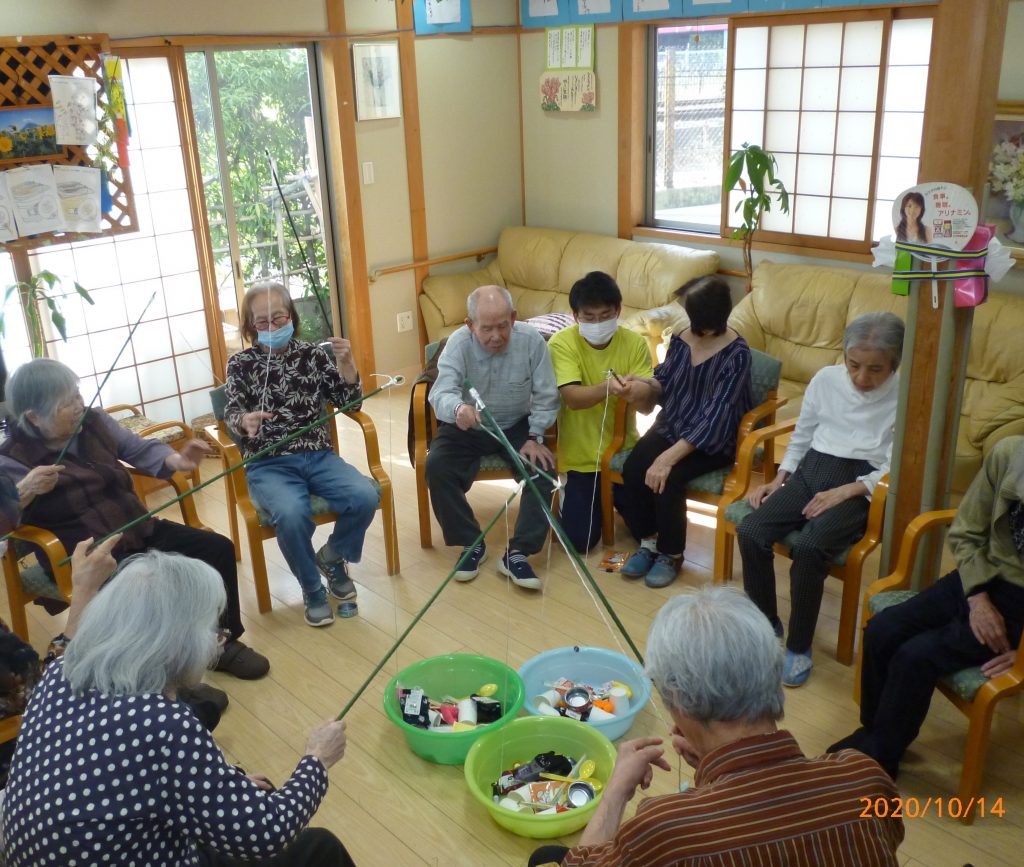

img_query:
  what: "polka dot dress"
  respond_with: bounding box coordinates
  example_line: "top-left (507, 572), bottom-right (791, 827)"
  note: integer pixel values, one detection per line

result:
top-left (1, 659), bottom-right (328, 866)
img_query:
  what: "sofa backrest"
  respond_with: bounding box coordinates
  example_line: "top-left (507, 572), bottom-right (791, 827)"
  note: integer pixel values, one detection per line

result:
top-left (495, 226), bottom-right (719, 320)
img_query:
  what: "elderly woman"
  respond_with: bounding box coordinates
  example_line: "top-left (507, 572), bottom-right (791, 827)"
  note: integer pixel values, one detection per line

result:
top-left (0, 358), bottom-right (267, 681)
top-left (1, 547), bottom-right (352, 867)
top-left (615, 276), bottom-right (752, 588)
top-left (528, 587), bottom-right (903, 867)
top-left (830, 436), bottom-right (1024, 780)
top-left (738, 312), bottom-right (905, 687)
top-left (224, 280), bottom-right (379, 627)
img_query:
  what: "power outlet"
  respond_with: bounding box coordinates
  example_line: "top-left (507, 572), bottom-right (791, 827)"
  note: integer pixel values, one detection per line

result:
top-left (397, 310), bottom-right (414, 333)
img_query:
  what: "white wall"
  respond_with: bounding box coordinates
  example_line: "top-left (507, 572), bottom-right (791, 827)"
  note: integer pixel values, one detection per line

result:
top-left (520, 27), bottom-right (619, 235)
top-left (2, 0), bottom-right (327, 38)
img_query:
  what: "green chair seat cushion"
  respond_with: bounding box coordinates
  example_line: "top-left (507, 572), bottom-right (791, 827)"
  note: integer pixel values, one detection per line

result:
top-left (18, 562), bottom-right (64, 601)
top-left (252, 479), bottom-right (382, 528)
top-left (868, 590), bottom-right (988, 702)
top-left (608, 447), bottom-right (763, 496)
top-left (725, 499), bottom-right (850, 567)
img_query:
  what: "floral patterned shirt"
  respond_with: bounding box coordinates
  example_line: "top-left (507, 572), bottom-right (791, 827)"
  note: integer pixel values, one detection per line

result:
top-left (224, 340), bottom-right (362, 460)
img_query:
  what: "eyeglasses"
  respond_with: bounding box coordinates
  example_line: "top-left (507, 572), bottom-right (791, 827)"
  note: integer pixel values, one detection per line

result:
top-left (252, 313), bottom-right (291, 330)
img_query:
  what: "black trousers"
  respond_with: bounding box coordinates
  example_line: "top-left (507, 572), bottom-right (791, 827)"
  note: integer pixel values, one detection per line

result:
top-left (425, 419), bottom-right (554, 555)
top-left (196, 828), bottom-right (355, 866)
top-left (140, 518), bottom-right (245, 640)
top-left (737, 450), bottom-right (873, 653)
top-left (528, 845), bottom-right (569, 866)
top-left (559, 471), bottom-right (626, 554)
top-left (859, 570), bottom-right (1024, 775)
top-left (617, 429), bottom-right (732, 557)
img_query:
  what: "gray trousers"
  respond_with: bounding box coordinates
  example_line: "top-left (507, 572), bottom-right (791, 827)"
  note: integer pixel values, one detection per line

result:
top-left (737, 449), bottom-right (874, 653)
top-left (425, 417), bottom-right (553, 555)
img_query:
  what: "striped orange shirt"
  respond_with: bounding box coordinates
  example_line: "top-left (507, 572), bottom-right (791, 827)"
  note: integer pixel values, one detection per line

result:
top-left (563, 730), bottom-right (903, 867)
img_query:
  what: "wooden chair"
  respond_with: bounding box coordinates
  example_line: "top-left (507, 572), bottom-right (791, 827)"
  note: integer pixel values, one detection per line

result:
top-left (411, 380), bottom-right (557, 548)
top-left (598, 347), bottom-right (786, 548)
top-left (854, 508), bottom-right (1023, 824)
top-left (712, 413), bottom-right (890, 665)
top-left (205, 387), bottom-right (399, 613)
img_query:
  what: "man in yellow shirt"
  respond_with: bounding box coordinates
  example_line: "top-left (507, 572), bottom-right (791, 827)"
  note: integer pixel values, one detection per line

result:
top-left (548, 272), bottom-right (653, 552)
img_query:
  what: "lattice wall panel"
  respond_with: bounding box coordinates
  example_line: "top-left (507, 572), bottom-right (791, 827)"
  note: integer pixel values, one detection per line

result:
top-left (0, 34), bottom-right (138, 252)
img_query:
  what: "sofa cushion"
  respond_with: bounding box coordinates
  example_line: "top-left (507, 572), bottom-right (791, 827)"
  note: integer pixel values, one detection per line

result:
top-left (498, 226), bottom-right (576, 297)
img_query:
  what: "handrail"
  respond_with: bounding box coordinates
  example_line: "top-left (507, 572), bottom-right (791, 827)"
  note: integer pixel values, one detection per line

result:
top-left (369, 246), bottom-right (497, 282)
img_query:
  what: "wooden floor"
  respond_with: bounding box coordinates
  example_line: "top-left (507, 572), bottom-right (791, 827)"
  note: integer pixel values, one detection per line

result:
top-left (9, 384), bottom-right (1023, 866)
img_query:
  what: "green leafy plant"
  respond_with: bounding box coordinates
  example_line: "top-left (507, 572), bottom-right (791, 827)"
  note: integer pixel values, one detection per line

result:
top-left (725, 143), bottom-right (791, 280)
top-left (1, 271), bottom-right (94, 358)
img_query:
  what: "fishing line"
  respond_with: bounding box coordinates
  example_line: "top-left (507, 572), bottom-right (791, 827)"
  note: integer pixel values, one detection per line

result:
top-left (56, 378), bottom-right (401, 564)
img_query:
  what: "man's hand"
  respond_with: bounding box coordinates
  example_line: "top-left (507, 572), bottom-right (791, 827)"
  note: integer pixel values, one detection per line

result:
top-left (748, 473), bottom-right (785, 509)
top-left (605, 736), bottom-right (672, 802)
top-left (71, 534), bottom-right (121, 596)
top-left (454, 403), bottom-right (481, 431)
top-left (241, 411), bottom-right (274, 437)
top-left (324, 337), bottom-right (358, 382)
top-left (18, 465), bottom-right (63, 504)
top-left (645, 454), bottom-right (675, 495)
top-left (968, 592), bottom-right (1010, 654)
top-left (802, 482), bottom-right (865, 520)
top-left (981, 649), bottom-right (1016, 679)
top-left (164, 439), bottom-right (211, 473)
top-left (610, 374), bottom-right (648, 405)
top-left (520, 438), bottom-right (555, 472)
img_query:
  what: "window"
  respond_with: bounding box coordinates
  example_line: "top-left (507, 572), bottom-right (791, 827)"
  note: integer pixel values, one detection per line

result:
top-left (648, 24), bottom-right (728, 232)
top-left (648, 8), bottom-right (932, 252)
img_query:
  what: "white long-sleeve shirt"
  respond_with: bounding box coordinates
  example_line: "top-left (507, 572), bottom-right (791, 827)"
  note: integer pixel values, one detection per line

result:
top-left (779, 364), bottom-right (899, 496)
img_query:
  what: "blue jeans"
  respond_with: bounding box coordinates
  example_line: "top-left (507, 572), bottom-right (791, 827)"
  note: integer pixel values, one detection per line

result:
top-left (245, 450), bottom-right (379, 596)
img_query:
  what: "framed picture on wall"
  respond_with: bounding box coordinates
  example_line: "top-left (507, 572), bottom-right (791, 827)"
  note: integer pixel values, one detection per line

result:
top-left (984, 100), bottom-right (1024, 256)
top-left (352, 41), bottom-right (402, 122)
top-left (0, 105), bottom-right (62, 164)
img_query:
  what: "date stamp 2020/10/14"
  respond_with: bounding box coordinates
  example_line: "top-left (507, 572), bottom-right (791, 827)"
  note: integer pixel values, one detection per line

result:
top-left (859, 796), bottom-right (1006, 820)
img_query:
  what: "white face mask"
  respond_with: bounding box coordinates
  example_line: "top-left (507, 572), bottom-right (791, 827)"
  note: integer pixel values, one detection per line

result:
top-left (578, 318), bottom-right (619, 346)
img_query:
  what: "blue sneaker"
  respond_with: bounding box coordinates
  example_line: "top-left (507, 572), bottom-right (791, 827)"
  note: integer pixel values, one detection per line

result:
top-left (621, 547), bottom-right (657, 579)
top-left (498, 549), bottom-right (542, 590)
top-left (454, 542), bottom-right (487, 582)
top-left (644, 554), bottom-right (681, 588)
top-left (782, 649), bottom-right (813, 687)
top-left (317, 545), bottom-right (356, 600)
top-left (303, 588), bottom-right (335, 627)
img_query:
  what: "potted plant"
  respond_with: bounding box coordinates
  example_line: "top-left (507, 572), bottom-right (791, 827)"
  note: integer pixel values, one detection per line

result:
top-left (1, 270), bottom-right (94, 358)
top-left (724, 142), bottom-right (790, 283)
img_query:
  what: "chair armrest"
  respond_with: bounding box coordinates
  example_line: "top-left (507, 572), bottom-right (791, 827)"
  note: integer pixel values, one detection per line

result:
top-left (0, 714), bottom-right (21, 744)
top-left (863, 508), bottom-right (958, 600)
top-left (104, 404), bottom-right (143, 417)
top-left (10, 524), bottom-right (72, 599)
top-left (412, 381), bottom-right (434, 468)
top-left (343, 410), bottom-right (387, 482)
top-left (204, 423), bottom-right (238, 457)
top-left (599, 400), bottom-right (631, 472)
top-left (844, 475), bottom-right (890, 575)
top-left (135, 420), bottom-right (193, 441)
top-left (721, 418), bottom-right (798, 509)
top-left (737, 396), bottom-right (788, 441)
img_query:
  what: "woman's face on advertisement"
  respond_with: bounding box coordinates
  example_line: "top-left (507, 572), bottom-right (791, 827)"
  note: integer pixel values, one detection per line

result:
top-left (903, 198), bottom-right (922, 221)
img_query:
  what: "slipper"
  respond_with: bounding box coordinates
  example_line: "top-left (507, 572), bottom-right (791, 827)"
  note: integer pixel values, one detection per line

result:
top-left (214, 640), bottom-right (270, 679)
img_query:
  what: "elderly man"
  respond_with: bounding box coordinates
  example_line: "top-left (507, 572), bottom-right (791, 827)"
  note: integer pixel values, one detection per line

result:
top-left (529, 586), bottom-right (903, 867)
top-left (426, 285), bottom-right (559, 589)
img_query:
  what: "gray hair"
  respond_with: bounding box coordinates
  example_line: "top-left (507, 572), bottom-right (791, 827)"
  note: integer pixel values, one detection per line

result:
top-left (63, 551), bottom-right (226, 697)
top-left (645, 586), bottom-right (784, 724)
top-left (8, 358), bottom-right (80, 430)
top-left (466, 285), bottom-right (514, 323)
top-left (843, 312), bottom-right (905, 370)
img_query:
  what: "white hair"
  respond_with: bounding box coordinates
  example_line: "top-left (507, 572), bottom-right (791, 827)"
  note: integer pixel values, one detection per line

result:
top-left (466, 285), bottom-right (514, 323)
top-left (645, 586), bottom-right (784, 724)
top-left (8, 358), bottom-right (79, 431)
top-left (843, 312), bottom-right (905, 370)
top-left (63, 551), bottom-right (226, 696)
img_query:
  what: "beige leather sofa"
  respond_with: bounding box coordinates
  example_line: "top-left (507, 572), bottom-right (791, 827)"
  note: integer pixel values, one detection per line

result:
top-left (418, 226), bottom-right (719, 354)
top-left (647, 260), bottom-right (1024, 492)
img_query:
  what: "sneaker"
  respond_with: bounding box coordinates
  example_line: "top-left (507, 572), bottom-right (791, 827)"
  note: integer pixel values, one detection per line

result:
top-left (454, 543), bottom-right (487, 582)
top-left (316, 545), bottom-right (356, 600)
top-left (782, 649), bottom-right (813, 688)
top-left (621, 547), bottom-right (657, 579)
top-left (304, 589), bottom-right (336, 627)
top-left (498, 549), bottom-right (542, 590)
top-left (644, 554), bottom-right (681, 588)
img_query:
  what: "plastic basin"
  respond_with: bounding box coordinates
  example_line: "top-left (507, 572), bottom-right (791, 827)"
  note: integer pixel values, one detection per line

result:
top-left (464, 715), bottom-right (617, 839)
top-left (518, 646), bottom-right (650, 741)
top-left (384, 653), bottom-right (525, 765)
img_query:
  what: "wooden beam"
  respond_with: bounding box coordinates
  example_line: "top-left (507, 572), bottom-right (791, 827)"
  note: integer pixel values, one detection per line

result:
top-left (617, 23), bottom-right (645, 240)
top-left (888, 0), bottom-right (1007, 567)
top-left (321, 0), bottom-right (375, 376)
top-left (395, 0), bottom-right (431, 355)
